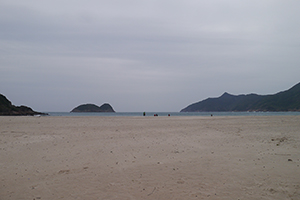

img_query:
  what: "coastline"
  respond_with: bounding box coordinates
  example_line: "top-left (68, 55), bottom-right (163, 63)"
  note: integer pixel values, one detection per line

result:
top-left (1, 115), bottom-right (299, 199)
top-left (45, 111), bottom-right (300, 117)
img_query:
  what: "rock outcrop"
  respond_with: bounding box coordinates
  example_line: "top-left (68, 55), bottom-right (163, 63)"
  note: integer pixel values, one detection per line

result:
top-left (0, 94), bottom-right (47, 115)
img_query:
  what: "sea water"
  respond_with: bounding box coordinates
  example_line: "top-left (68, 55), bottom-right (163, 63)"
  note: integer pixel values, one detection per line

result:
top-left (46, 111), bottom-right (300, 117)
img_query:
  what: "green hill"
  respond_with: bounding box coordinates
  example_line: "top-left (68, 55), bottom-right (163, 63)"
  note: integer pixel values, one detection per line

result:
top-left (181, 82), bottom-right (300, 112)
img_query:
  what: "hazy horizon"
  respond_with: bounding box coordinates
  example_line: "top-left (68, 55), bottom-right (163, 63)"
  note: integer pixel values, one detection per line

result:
top-left (2, 81), bottom-right (299, 113)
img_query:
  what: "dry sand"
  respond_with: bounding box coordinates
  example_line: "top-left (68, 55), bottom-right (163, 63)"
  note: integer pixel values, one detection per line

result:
top-left (0, 115), bottom-right (299, 200)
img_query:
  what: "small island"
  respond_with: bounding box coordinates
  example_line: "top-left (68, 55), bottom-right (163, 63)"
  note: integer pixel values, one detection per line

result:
top-left (71, 103), bottom-right (115, 113)
top-left (0, 94), bottom-right (47, 116)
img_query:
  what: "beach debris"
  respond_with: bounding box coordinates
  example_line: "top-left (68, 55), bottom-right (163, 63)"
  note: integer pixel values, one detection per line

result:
top-left (147, 187), bottom-right (156, 196)
top-left (271, 137), bottom-right (288, 146)
top-left (58, 169), bottom-right (70, 174)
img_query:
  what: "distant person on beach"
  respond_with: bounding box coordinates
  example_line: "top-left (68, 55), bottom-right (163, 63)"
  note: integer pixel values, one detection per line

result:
top-left (143, 112), bottom-right (146, 116)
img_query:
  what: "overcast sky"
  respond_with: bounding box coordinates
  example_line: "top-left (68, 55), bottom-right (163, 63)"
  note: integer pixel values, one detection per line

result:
top-left (1, 0), bottom-right (300, 112)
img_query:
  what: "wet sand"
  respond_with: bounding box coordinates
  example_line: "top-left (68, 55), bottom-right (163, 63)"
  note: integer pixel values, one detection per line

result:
top-left (0, 115), bottom-right (299, 199)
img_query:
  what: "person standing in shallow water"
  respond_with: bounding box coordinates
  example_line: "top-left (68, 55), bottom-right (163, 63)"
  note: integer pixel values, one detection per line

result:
top-left (143, 112), bottom-right (146, 116)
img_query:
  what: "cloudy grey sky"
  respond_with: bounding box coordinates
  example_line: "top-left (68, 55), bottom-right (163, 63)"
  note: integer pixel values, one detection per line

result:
top-left (1, 0), bottom-right (300, 112)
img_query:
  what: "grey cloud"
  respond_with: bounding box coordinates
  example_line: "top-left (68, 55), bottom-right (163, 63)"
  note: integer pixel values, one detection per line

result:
top-left (1, 0), bottom-right (300, 111)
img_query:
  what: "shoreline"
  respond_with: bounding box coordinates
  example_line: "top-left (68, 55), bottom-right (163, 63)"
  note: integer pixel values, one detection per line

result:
top-left (43, 111), bottom-right (300, 117)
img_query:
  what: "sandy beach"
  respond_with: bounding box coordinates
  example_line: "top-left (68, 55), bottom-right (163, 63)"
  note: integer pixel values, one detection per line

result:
top-left (0, 115), bottom-right (299, 200)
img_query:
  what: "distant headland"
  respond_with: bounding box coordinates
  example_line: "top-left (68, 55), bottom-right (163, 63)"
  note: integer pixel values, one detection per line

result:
top-left (181, 82), bottom-right (300, 112)
top-left (71, 103), bottom-right (115, 113)
top-left (0, 94), bottom-right (47, 116)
